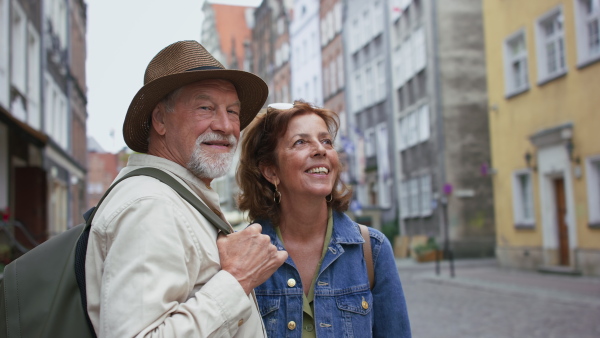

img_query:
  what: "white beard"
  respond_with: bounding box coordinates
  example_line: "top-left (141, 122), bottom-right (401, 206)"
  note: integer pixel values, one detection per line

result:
top-left (186, 132), bottom-right (237, 179)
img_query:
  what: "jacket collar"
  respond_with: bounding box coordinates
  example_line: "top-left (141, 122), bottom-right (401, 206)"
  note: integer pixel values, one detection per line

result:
top-left (258, 210), bottom-right (365, 248)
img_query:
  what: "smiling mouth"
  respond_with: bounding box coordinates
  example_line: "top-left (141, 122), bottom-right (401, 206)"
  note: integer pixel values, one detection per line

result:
top-left (203, 141), bottom-right (230, 147)
top-left (306, 167), bottom-right (329, 174)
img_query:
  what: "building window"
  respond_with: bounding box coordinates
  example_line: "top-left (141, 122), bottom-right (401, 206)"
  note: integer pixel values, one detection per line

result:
top-left (393, 45), bottom-right (403, 89)
top-left (400, 174), bottom-right (433, 219)
top-left (418, 104), bottom-right (430, 142)
top-left (330, 60), bottom-right (337, 94)
top-left (512, 170), bottom-right (535, 227)
top-left (26, 24), bottom-right (41, 128)
top-left (420, 175), bottom-right (432, 216)
top-left (376, 123), bottom-right (391, 208)
top-left (354, 72), bottom-right (363, 110)
top-left (327, 10), bottom-right (334, 42)
top-left (574, 0), bottom-right (600, 66)
top-left (323, 62), bottom-right (330, 98)
top-left (364, 127), bottom-right (376, 158)
top-left (373, 1), bottom-right (384, 37)
top-left (337, 54), bottom-right (344, 88)
top-left (416, 70), bottom-right (427, 100)
top-left (363, 9), bottom-right (371, 46)
top-left (409, 178), bottom-right (419, 217)
top-left (586, 156), bottom-right (600, 226)
top-left (365, 65), bottom-right (375, 105)
top-left (334, 2), bottom-right (342, 34)
top-left (397, 86), bottom-right (405, 112)
top-left (397, 104), bottom-right (429, 151)
top-left (0, 0), bottom-right (9, 107)
top-left (504, 30), bottom-right (529, 96)
top-left (11, 0), bottom-right (27, 95)
top-left (536, 7), bottom-right (567, 82)
top-left (412, 27), bottom-right (426, 73)
top-left (320, 15), bottom-right (327, 47)
top-left (376, 59), bottom-right (386, 102)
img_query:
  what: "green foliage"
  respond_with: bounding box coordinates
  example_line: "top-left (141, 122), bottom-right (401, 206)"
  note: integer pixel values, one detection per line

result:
top-left (381, 219), bottom-right (399, 245)
top-left (413, 237), bottom-right (439, 255)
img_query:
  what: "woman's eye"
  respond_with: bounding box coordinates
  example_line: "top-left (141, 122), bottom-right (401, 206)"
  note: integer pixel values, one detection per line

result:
top-left (294, 139), bottom-right (306, 145)
top-left (322, 139), bottom-right (333, 145)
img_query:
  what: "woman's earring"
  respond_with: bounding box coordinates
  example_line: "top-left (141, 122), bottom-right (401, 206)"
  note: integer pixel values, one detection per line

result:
top-left (274, 183), bottom-right (282, 204)
top-left (326, 194), bottom-right (333, 202)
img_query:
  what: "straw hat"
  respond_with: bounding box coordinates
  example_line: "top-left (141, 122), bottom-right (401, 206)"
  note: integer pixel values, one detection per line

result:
top-left (123, 40), bottom-right (268, 153)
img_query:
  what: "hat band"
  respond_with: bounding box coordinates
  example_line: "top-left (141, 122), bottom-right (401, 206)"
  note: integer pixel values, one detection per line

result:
top-left (186, 66), bottom-right (224, 71)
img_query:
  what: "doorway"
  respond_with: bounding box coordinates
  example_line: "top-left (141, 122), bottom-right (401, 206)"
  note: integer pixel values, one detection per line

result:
top-left (553, 177), bottom-right (569, 266)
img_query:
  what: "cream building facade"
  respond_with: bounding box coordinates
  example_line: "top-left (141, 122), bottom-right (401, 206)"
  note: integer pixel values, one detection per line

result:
top-left (483, 0), bottom-right (600, 276)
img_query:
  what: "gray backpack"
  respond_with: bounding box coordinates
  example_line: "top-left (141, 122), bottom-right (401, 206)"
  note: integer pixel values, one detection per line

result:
top-left (0, 167), bottom-right (231, 338)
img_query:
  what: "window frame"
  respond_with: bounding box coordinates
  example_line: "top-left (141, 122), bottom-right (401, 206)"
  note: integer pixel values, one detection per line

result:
top-left (11, 0), bottom-right (27, 95)
top-left (503, 29), bottom-right (530, 97)
top-left (535, 6), bottom-right (568, 84)
top-left (585, 154), bottom-right (600, 227)
top-left (419, 175), bottom-right (432, 217)
top-left (364, 127), bottom-right (376, 158)
top-left (574, 0), bottom-right (600, 67)
top-left (512, 169), bottom-right (536, 228)
top-left (0, 0), bottom-right (10, 108)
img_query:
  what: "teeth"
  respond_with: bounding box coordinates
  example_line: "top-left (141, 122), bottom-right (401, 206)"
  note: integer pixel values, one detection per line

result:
top-left (306, 167), bottom-right (329, 174)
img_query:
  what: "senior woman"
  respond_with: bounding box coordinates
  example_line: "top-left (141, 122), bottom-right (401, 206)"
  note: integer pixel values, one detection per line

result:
top-left (236, 101), bottom-right (411, 337)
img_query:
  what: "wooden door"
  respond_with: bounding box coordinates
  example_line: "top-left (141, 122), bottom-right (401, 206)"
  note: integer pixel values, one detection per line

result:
top-left (553, 178), bottom-right (569, 266)
top-left (15, 167), bottom-right (48, 247)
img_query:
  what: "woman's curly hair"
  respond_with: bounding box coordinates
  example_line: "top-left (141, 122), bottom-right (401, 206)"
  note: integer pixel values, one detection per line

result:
top-left (236, 100), bottom-right (352, 226)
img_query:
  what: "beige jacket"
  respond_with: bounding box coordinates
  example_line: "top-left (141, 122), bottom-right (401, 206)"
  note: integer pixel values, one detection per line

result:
top-left (85, 154), bottom-right (265, 337)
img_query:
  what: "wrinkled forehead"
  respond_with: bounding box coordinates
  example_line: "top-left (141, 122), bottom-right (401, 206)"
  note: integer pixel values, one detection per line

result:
top-left (186, 79), bottom-right (238, 94)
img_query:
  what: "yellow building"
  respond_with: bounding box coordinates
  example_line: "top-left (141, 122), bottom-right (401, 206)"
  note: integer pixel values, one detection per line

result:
top-left (483, 0), bottom-right (600, 276)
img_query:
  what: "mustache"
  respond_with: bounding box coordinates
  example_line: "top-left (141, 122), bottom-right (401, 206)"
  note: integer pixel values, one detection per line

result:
top-left (196, 131), bottom-right (238, 148)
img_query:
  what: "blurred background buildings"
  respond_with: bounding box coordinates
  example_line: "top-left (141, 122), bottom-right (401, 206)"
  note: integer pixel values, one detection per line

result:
top-left (1, 0), bottom-right (88, 253)
top-left (0, 0), bottom-right (598, 276)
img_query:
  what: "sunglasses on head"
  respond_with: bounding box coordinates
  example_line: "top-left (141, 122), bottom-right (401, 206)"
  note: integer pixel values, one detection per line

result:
top-left (267, 102), bottom-right (294, 110)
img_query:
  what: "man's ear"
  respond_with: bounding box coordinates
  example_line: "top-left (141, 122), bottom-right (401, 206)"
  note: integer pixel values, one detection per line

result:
top-left (259, 164), bottom-right (279, 186)
top-left (151, 104), bottom-right (167, 136)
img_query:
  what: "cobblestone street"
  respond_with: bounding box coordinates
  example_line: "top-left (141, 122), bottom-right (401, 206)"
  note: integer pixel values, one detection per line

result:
top-left (397, 259), bottom-right (600, 338)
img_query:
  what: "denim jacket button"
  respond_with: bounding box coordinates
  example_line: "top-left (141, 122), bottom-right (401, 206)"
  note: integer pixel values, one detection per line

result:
top-left (287, 278), bottom-right (296, 287)
top-left (362, 299), bottom-right (369, 310)
top-left (287, 321), bottom-right (297, 330)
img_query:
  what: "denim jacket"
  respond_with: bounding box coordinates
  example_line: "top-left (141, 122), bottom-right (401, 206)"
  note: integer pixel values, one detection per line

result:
top-left (254, 211), bottom-right (411, 338)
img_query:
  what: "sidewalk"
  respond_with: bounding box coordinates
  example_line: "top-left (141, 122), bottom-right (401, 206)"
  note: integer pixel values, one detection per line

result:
top-left (396, 258), bottom-right (600, 308)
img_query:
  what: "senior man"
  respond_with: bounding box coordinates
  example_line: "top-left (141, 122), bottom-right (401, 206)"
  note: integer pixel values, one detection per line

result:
top-left (85, 40), bottom-right (287, 337)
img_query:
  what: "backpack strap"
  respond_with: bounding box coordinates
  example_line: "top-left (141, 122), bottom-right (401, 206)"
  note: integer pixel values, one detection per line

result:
top-left (358, 224), bottom-right (374, 290)
top-left (75, 167), bottom-right (233, 336)
top-left (84, 167), bottom-right (232, 233)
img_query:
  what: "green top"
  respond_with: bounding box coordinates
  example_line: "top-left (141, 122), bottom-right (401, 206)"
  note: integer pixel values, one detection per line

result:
top-left (275, 209), bottom-right (334, 337)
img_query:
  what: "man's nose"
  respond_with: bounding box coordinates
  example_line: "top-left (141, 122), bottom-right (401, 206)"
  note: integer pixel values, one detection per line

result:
top-left (210, 108), bottom-right (238, 134)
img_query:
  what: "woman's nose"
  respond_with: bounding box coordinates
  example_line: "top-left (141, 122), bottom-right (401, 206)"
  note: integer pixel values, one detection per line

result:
top-left (313, 142), bottom-right (327, 157)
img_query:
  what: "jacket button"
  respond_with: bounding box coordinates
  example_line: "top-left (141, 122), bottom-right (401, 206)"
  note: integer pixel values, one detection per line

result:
top-left (288, 321), bottom-right (297, 330)
top-left (362, 299), bottom-right (369, 310)
top-left (238, 319), bottom-right (244, 326)
top-left (287, 278), bottom-right (296, 287)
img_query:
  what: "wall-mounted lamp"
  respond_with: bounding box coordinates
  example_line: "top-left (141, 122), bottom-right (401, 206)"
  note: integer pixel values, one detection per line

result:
top-left (565, 139), bottom-right (580, 164)
top-left (524, 151), bottom-right (537, 171)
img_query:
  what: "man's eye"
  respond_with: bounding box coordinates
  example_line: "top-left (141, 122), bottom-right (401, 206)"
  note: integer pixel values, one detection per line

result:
top-left (199, 106), bottom-right (211, 111)
top-left (228, 109), bottom-right (240, 115)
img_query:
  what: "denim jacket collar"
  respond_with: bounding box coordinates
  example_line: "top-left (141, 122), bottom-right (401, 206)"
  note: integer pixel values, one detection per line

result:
top-left (257, 211), bottom-right (365, 268)
top-left (258, 211), bottom-right (363, 244)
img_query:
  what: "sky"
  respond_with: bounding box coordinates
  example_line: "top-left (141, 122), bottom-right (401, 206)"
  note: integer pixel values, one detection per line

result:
top-left (86, 0), bottom-right (262, 153)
